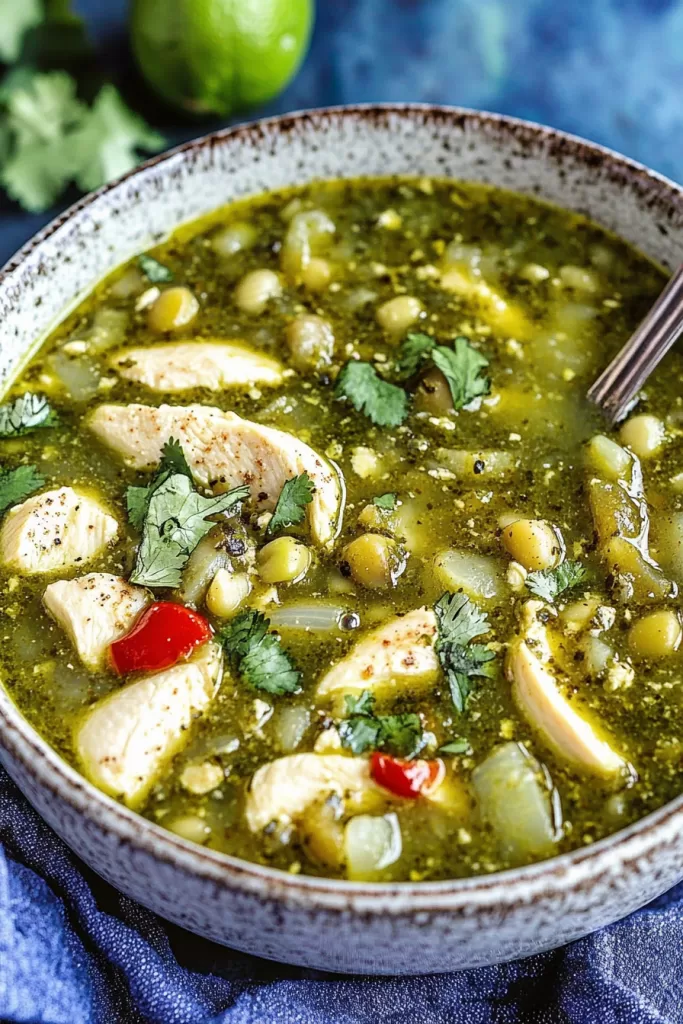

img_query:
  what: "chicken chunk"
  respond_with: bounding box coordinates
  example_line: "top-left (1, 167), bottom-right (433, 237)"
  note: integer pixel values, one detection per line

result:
top-left (507, 604), bottom-right (625, 775)
top-left (43, 573), bottom-right (150, 670)
top-left (316, 608), bottom-right (438, 704)
top-left (88, 403), bottom-right (344, 547)
top-left (110, 341), bottom-right (283, 393)
top-left (76, 641), bottom-right (222, 807)
top-left (0, 487), bottom-right (118, 574)
top-left (246, 754), bottom-right (387, 832)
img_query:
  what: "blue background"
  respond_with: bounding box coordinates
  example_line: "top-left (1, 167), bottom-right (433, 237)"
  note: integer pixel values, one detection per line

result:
top-left (4, 2), bottom-right (683, 1022)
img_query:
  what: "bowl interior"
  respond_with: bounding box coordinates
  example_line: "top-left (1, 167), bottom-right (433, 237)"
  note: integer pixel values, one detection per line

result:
top-left (2, 105), bottom-right (683, 907)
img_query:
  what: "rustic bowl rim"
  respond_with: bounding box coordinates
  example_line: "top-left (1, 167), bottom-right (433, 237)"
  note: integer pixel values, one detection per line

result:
top-left (2, 102), bottom-right (683, 914)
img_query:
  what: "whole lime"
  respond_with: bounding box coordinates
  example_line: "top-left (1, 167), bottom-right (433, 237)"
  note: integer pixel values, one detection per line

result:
top-left (130, 0), bottom-right (314, 117)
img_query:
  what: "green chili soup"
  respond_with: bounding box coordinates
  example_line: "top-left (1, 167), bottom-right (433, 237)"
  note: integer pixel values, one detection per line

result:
top-left (0, 176), bottom-right (680, 882)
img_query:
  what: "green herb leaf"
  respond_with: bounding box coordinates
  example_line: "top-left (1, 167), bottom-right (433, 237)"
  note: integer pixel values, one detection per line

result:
top-left (335, 361), bottom-right (409, 427)
top-left (218, 609), bottom-right (301, 695)
top-left (70, 84), bottom-right (164, 194)
top-left (431, 337), bottom-right (490, 410)
top-left (434, 592), bottom-right (495, 714)
top-left (0, 72), bottom-right (163, 213)
top-left (439, 642), bottom-right (496, 714)
top-left (434, 592), bottom-right (491, 647)
top-left (372, 492), bottom-right (397, 511)
top-left (438, 738), bottom-right (470, 755)
top-left (397, 332), bottom-right (436, 378)
top-left (125, 438), bottom-right (192, 532)
top-left (526, 560), bottom-right (588, 603)
top-left (0, 464), bottom-right (44, 514)
top-left (0, 0), bottom-right (42, 63)
top-left (0, 393), bottom-right (57, 437)
top-left (266, 472), bottom-right (315, 537)
top-left (138, 254), bottom-right (173, 284)
top-left (128, 440), bottom-right (247, 588)
top-left (0, 71), bottom-right (87, 212)
top-left (338, 689), bottom-right (425, 759)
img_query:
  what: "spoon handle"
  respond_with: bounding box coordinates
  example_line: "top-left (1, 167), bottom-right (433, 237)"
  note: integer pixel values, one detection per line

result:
top-left (587, 263), bottom-right (683, 424)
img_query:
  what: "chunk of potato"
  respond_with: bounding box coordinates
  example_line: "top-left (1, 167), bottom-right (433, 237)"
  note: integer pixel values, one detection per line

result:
top-left (619, 415), bottom-right (665, 460)
top-left (433, 549), bottom-right (505, 602)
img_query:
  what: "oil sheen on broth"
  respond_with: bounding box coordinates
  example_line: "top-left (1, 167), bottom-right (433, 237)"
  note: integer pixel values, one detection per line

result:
top-left (1, 176), bottom-right (680, 883)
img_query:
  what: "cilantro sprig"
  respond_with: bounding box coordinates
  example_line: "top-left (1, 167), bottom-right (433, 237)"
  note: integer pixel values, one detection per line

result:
top-left (127, 439), bottom-right (248, 588)
top-left (266, 472), bottom-right (315, 537)
top-left (338, 691), bottom-right (425, 759)
top-left (397, 333), bottom-right (491, 410)
top-left (526, 560), bottom-right (588, 603)
top-left (0, 3), bottom-right (164, 214)
top-left (335, 361), bottom-right (409, 427)
top-left (432, 338), bottom-right (490, 410)
top-left (138, 254), bottom-right (173, 284)
top-left (0, 464), bottom-right (44, 514)
top-left (218, 609), bottom-right (302, 695)
top-left (397, 332), bottom-right (436, 378)
top-left (434, 592), bottom-right (496, 713)
top-left (0, 393), bottom-right (57, 438)
top-left (372, 492), bottom-right (397, 511)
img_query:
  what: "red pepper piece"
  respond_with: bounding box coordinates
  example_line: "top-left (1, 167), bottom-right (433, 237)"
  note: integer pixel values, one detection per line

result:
top-left (110, 601), bottom-right (212, 675)
top-left (370, 752), bottom-right (444, 799)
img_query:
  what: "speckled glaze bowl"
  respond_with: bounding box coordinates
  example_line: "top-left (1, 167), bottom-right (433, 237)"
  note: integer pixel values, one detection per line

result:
top-left (1, 105), bottom-right (683, 975)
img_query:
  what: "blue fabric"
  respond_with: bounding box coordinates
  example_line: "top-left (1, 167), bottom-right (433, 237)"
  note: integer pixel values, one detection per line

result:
top-left (3, 1), bottom-right (683, 1020)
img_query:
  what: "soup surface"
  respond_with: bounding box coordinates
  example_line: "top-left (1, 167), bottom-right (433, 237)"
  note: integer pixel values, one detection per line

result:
top-left (2, 175), bottom-right (681, 882)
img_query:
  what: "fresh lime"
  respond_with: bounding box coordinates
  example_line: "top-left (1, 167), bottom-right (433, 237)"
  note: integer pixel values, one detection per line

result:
top-left (130, 0), bottom-right (314, 117)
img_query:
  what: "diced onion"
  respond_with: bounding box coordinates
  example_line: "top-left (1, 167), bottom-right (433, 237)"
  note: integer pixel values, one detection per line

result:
top-left (344, 813), bottom-right (402, 880)
top-left (269, 602), bottom-right (347, 632)
top-left (471, 742), bottom-right (558, 861)
top-left (48, 351), bottom-right (101, 402)
top-left (274, 705), bottom-right (310, 752)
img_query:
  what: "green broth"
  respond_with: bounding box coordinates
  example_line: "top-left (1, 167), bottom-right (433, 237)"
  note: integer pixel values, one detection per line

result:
top-left (2, 175), bottom-right (682, 882)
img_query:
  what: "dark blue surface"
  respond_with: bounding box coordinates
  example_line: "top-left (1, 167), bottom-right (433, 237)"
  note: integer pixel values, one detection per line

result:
top-left (4, 2), bottom-right (683, 1021)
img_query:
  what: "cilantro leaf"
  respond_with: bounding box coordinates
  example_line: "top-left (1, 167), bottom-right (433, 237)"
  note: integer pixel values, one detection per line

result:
top-left (526, 560), bottom-right (588, 603)
top-left (0, 464), bottom-right (44, 514)
top-left (438, 738), bottom-right (470, 755)
top-left (431, 337), bottom-right (490, 410)
top-left (0, 71), bottom-right (164, 213)
top-left (0, 393), bottom-right (57, 437)
top-left (439, 642), bottom-right (496, 714)
top-left (0, 70), bottom-right (87, 212)
top-left (71, 84), bottom-right (164, 193)
top-left (138, 254), bottom-right (173, 284)
top-left (397, 332), bottom-right (436, 378)
top-left (372, 492), bottom-right (397, 510)
top-left (267, 472), bottom-right (315, 537)
top-left (126, 437), bottom-right (192, 531)
top-left (335, 361), bottom-right (409, 427)
top-left (434, 592), bottom-right (490, 647)
top-left (434, 592), bottom-right (495, 713)
top-left (338, 689), bottom-right (425, 759)
top-left (218, 610), bottom-right (301, 695)
top-left (0, 0), bottom-right (42, 63)
top-left (130, 475), bottom-right (248, 588)
top-left (128, 440), bottom-right (248, 588)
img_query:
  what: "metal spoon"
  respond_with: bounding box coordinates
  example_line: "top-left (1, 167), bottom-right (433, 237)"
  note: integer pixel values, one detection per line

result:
top-left (587, 263), bottom-right (683, 424)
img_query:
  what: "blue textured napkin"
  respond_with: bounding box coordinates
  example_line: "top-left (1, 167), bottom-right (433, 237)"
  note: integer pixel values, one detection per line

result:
top-left (4, 0), bottom-right (683, 1020)
top-left (2, 763), bottom-right (683, 1024)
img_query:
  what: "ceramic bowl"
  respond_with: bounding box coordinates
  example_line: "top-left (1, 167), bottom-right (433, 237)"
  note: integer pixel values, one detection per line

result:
top-left (1, 105), bottom-right (683, 975)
